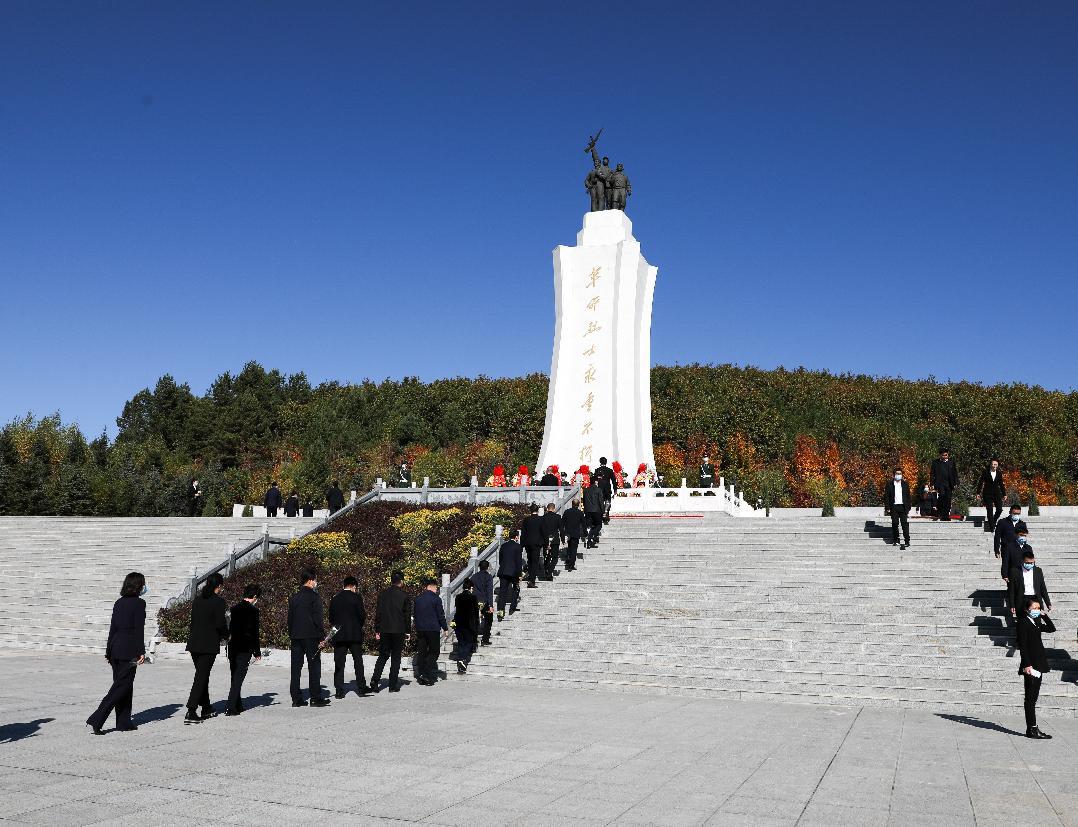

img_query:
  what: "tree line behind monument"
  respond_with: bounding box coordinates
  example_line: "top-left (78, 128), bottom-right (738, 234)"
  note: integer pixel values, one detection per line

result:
top-left (2, 361), bottom-right (1076, 516)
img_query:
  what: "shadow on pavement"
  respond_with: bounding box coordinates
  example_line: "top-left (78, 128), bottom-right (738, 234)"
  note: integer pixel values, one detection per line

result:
top-left (936, 714), bottom-right (1024, 736)
top-left (0, 717), bottom-right (54, 743)
top-left (132, 703), bottom-right (183, 725)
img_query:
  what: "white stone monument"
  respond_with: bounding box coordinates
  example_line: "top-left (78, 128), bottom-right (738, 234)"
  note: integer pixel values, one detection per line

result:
top-left (537, 210), bottom-right (658, 479)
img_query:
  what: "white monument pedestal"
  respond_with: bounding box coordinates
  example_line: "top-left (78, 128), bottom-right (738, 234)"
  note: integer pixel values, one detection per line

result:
top-left (537, 210), bottom-right (658, 478)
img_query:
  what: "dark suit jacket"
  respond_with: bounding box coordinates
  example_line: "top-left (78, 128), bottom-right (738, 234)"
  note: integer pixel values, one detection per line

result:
top-left (413, 590), bottom-right (447, 632)
top-left (930, 458), bottom-right (958, 492)
top-left (699, 464), bottom-right (716, 486)
top-left (227, 600), bottom-right (261, 655)
top-left (284, 495), bottom-right (300, 517)
top-left (583, 485), bottom-right (603, 514)
top-left (593, 466), bottom-right (616, 498)
top-left (374, 586), bottom-right (411, 634)
top-left (453, 591), bottom-right (480, 635)
top-left (562, 507), bottom-right (586, 539)
top-left (472, 570), bottom-right (495, 606)
top-left (287, 586), bottom-right (326, 640)
top-left (542, 511), bottom-right (562, 544)
top-left (105, 596), bottom-right (146, 661)
top-left (264, 486), bottom-right (282, 509)
top-left (326, 486), bottom-right (345, 512)
top-left (498, 540), bottom-right (524, 577)
top-left (994, 518), bottom-right (1029, 577)
top-left (187, 593), bottom-right (228, 654)
top-left (539, 474), bottom-right (559, 486)
top-left (1009, 565), bottom-right (1051, 613)
top-left (521, 514), bottom-right (547, 547)
top-left (884, 480), bottom-right (912, 513)
top-left (976, 467), bottom-right (1007, 501)
top-left (329, 589), bottom-right (366, 643)
top-left (1017, 613), bottom-right (1056, 675)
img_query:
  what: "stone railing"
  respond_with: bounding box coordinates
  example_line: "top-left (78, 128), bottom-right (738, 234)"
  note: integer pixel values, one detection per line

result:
top-left (611, 476), bottom-right (759, 516)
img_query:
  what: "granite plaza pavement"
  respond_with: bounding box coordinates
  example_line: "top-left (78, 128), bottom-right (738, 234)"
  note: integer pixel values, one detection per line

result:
top-left (0, 651), bottom-right (1076, 826)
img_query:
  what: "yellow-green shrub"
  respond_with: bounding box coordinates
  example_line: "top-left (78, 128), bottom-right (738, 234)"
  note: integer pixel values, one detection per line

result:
top-left (284, 532), bottom-right (354, 563)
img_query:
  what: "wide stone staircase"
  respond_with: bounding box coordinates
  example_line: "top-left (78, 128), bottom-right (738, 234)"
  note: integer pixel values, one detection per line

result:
top-left (0, 517), bottom-right (321, 652)
top-left (469, 514), bottom-right (1078, 716)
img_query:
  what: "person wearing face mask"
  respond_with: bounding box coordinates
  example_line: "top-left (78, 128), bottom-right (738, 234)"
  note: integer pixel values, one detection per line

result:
top-left (930, 448), bottom-right (958, 521)
top-left (226, 584), bottom-right (262, 716)
top-left (1009, 548), bottom-right (1051, 623)
top-left (976, 458), bottom-right (1007, 532)
top-left (184, 573), bottom-right (229, 724)
top-left (87, 572), bottom-right (147, 734)
top-left (1016, 597), bottom-right (1056, 739)
top-left (994, 504), bottom-right (1028, 575)
top-left (883, 467), bottom-right (912, 549)
top-left (287, 569), bottom-right (330, 707)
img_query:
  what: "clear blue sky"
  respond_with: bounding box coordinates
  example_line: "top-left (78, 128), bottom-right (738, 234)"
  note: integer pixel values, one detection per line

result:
top-left (3, 2), bottom-right (1077, 438)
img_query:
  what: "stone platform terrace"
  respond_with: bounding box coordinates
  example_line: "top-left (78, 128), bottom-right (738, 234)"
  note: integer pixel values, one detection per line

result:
top-left (0, 651), bottom-right (1075, 827)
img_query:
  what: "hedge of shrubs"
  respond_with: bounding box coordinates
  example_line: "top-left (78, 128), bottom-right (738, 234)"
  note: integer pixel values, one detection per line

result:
top-left (157, 500), bottom-right (529, 649)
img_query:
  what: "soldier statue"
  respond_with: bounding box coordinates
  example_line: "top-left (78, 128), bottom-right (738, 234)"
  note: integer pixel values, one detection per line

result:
top-left (583, 130), bottom-right (630, 212)
top-left (609, 162), bottom-right (631, 211)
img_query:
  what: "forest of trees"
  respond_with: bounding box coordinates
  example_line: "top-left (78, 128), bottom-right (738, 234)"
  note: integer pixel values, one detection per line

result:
top-left (2, 361), bottom-right (1076, 516)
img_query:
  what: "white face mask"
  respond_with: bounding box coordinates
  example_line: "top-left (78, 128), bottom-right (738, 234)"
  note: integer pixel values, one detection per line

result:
top-left (894, 474), bottom-right (902, 481)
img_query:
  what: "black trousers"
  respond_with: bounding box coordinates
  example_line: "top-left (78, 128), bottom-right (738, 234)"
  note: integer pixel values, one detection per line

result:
top-left (479, 603), bottom-right (493, 643)
top-left (525, 545), bottom-right (542, 583)
top-left (267, 506), bottom-right (278, 516)
top-left (543, 539), bottom-right (559, 578)
top-left (890, 507), bottom-right (910, 544)
top-left (1023, 672), bottom-right (1042, 729)
top-left (227, 650), bottom-right (252, 712)
top-left (290, 638), bottom-right (322, 703)
top-left (586, 512), bottom-right (602, 544)
top-left (452, 629), bottom-right (477, 665)
top-left (936, 489), bottom-right (952, 520)
top-left (88, 659), bottom-right (137, 730)
top-left (497, 576), bottom-right (519, 612)
top-left (415, 630), bottom-right (441, 681)
top-left (333, 641), bottom-right (366, 693)
top-left (985, 498), bottom-right (1003, 531)
top-left (602, 495), bottom-right (612, 524)
top-left (187, 652), bottom-right (216, 712)
top-left (565, 536), bottom-right (580, 569)
top-left (371, 632), bottom-right (405, 688)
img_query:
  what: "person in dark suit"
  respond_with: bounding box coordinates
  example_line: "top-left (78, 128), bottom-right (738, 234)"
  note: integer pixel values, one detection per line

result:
top-left (451, 579), bottom-right (481, 674)
top-left (325, 481), bottom-right (345, 514)
top-left (187, 480), bottom-right (203, 517)
top-left (561, 499), bottom-right (586, 571)
top-left (264, 482), bottom-right (282, 517)
top-left (520, 504), bottom-right (547, 588)
top-left (883, 468), bottom-right (912, 549)
top-left (184, 573), bottom-right (228, 724)
top-left (284, 490), bottom-right (300, 517)
top-left (539, 467), bottom-right (559, 486)
top-left (930, 448), bottom-right (958, 521)
top-left (593, 458), bottom-right (617, 524)
top-left (1016, 597), bottom-right (1056, 739)
top-left (370, 570), bottom-right (412, 693)
top-left (994, 505), bottom-right (1028, 579)
top-left (287, 570), bottom-right (330, 707)
top-left (976, 458), bottom-right (1007, 532)
top-left (225, 584), bottom-right (262, 716)
top-left (1009, 546), bottom-right (1051, 620)
top-left (496, 529), bottom-right (523, 618)
top-left (329, 576), bottom-right (368, 698)
top-left (87, 572), bottom-right (147, 734)
top-left (541, 503), bottom-right (562, 580)
top-left (301, 497), bottom-right (315, 517)
top-left (472, 559), bottom-right (495, 645)
top-left (583, 481), bottom-right (604, 548)
top-left (413, 578), bottom-right (448, 685)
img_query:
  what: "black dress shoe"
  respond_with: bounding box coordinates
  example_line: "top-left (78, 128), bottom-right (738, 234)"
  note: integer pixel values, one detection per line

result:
top-left (224, 710), bottom-right (241, 717)
top-left (292, 700), bottom-right (309, 707)
top-left (388, 685), bottom-right (401, 693)
top-left (199, 708), bottom-right (218, 720)
top-left (369, 683), bottom-right (382, 694)
top-left (183, 710), bottom-right (202, 724)
top-left (116, 724), bottom-right (139, 732)
top-left (310, 698), bottom-right (331, 707)
top-left (87, 723), bottom-right (105, 735)
top-left (1027, 727), bottom-right (1052, 739)
top-left (335, 691), bottom-right (346, 699)
top-left (357, 687), bottom-right (372, 696)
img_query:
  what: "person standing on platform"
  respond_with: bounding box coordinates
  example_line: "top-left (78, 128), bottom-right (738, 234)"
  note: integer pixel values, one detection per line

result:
top-left (1016, 597), bottom-right (1056, 739)
top-left (264, 482), bottom-right (282, 517)
top-left (284, 490), bottom-right (300, 517)
top-left (583, 478), bottom-right (604, 548)
top-left (1009, 548), bottom-right (1051, 624)
top-left (995, 505), bottom-right (1029, 580)
top-left (86, 572), bottom-right (146, 734)
top-left (699, 456), bottom-right (716, 489)
top-left (539, 467), bottom-right (559, 486)
top-left (562, 499), bottom-right (586, 571)
top-left (287, 570), bottom-right (330, 707)
top-left (225, 584), bottom-right (262, 716)
top-left (541, 502), bottom-right (562, 580)
top-left (413, 578), bottom-right (448, 686)
top-left (451, 578), bottom-right (481, 674)
top-left (593, 458), bottom-right (617, 524)
top-left (884, 468), bottom-right (912, 549)
top-left (930, 449), bottom-right (958, 521)
top-left (370, 570), bottom-right (411, 693)
top-left (329, 576), bottom-right (368, 698)
top-left (302, 497), bottom-right (315, 517)
top-left (187, 479), bottom-right (203, 517)
top-left (497, 529), bottom-right (523, 619)
top-left (325, 481), bottom-right (345, 515)
top-left (398, 463), bottom-right (412, 488)
top-left (473, 559), bottom-right (495, 645)
top-left (184, 573), bottom-right (228, 724)
top-left (521, 504), bottom-right (547, 588)
top-left (976, 458), bottom-right (1007, 532)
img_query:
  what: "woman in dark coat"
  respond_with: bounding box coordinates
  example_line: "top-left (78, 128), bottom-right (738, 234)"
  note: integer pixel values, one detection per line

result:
top-left (184, 572), bottom-right (229, 724)
top-left (1016, 596), bottom-right (1056, 739)
top-left (86, 572), bottom-right (147, 734)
